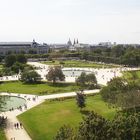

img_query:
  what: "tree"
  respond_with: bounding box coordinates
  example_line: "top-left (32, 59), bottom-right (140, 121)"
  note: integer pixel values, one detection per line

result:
top-left (11, 62), bottom-right (24, 74)
top-left (46, 66), bottom-right (65, 84)
top-left (76, 112), bottom-right (110, 140)
top-left (55, 112), bottom-right (140, 140)
top-left (76, 72), bottom-right (97, 89)
top-left (54, 125), bottom-right (74, 140)
top-left (76, 72), bottom-right (86, 87)
top-left (76, 91), bottom-right (86, 110)
top-left (5, 54), bottom-right (16, 67)
top-left (16, 54), bottom-right (27, 64)
top-left (0, 55), bottom-right (2, 63)
top-left (20, 70), bottom-right (41, 83)
top-left (101, 77), bottom-right (126, 104)
top-left (86, 73), bottom-right (97, 89)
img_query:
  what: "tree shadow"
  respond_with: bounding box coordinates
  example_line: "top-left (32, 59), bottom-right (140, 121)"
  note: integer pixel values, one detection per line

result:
top-left (80, 110), bottom-right (90, 116)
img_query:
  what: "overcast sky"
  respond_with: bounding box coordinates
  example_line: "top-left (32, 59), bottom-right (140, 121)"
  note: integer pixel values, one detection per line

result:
top-left (0, 0), bottom-right (140, 44)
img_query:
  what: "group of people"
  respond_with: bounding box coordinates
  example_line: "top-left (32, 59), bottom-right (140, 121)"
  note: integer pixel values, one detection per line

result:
top-left (14, 122), bottom-right (23, 129)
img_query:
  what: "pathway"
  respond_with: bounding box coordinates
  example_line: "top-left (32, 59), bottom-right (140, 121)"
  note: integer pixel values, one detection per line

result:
top-left (0, 89), bottom-right (100, 140)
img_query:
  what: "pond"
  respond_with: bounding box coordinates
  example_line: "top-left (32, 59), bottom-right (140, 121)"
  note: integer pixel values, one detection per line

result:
top-left (0, 96), bottom-right (26, 112)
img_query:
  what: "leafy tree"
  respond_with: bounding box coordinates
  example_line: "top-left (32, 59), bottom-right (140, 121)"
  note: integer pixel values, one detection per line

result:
top-left (0, 55), bottom-right (2, 62)
top-left (101, 77), bottom-right (126, 104)
top-left (76, 91), bottom-right (86, 110)
top-left (20, 70), bottom-right (41, 83)
top-left (16, 54), bottom-right (27, 64)
top-left (11, 62), bottom-right (24, 74)
top-left (76, 72), bottom-right (97, 89)
top-left (76, 72), bottom-right (86, 87)
top-left (76, 112), bottom-right (110, 140)
top-left (55, 112), bottom-right (140, 140)
top-left (54, 125), bottom-right (74, 140)
top-left (46, 66), bottom-right (65, 84)
top-left (86, 73), bottom-right (97, 89)
top-left (5, 54), bottom-right (16, 67)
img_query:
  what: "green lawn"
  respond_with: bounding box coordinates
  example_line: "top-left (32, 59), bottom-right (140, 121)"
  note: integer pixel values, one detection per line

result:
top-left (18, 95), bottom-right (116, 140)
top-left (0, 130), bottom-right (6, 140)
top-left (0, 81), bottom-right (80, 95)
top-left (42, 60), bottom-right (118, 68)
top-left (123, 70), bottom-right (140, 82)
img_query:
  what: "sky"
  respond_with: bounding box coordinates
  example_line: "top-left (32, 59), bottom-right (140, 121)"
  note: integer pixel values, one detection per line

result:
top-left (0, 0), bottom-right (140, 44)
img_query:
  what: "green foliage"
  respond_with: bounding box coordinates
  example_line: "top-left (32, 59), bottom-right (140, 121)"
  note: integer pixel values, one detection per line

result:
top-left (54, 125), bottom-right (74, 140)
top-left (11, 62), bottom-right (24, 73)
top-left (20, 70), bottom-right (41, 83)
top-left (76, 91), bottom-right (86, 109)
top-left (0, 56), bottom-right (3, 63)
top-left (5, 54), bottom-right (27, 67)
top-left (5, 54), bottom-right (16, 67)
top-left (101, 75), bottom-right (140, 111)
top-left (16, 54), bottom-right (27, 64)
top-left (1, 54), bottom-right (28, 76)
top-left (76, 72), bottom-right (97, 89)
top-left (76, 72), bottom-right (86, 87)
top-left (76, 112), bottom-right (110, 140)
top-left (55, 112), bottom-right (140, 140)
top-left (46, 66), bottom-right (65, 83)
top-left (79, 45), bottom-right (140, 66)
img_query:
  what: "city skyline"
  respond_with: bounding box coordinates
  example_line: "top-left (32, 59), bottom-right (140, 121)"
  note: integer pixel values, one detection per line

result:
top-left (0, 0), bottom-right (140, 44)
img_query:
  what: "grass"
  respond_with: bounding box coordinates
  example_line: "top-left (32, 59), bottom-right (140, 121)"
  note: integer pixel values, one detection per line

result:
top-left (0, 130), bottom-right (6, 140)
top-left (0, 81), bottom-right (80, 95)
top-left (42, 60), bottom-right (118, 68)
top-left (123, 70), bottom-right (140, 82)
top-left (18, 95), bottom-right (116, 140)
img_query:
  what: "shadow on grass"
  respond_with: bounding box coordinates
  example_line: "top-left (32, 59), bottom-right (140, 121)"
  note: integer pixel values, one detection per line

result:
top-left (80, 110), bottom-right (90, 116)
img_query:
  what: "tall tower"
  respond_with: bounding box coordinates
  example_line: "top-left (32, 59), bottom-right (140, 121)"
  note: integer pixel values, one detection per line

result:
top-left (73, 39), bottom-right (76, 45)
top-left (67, 38), bottom-right (72, 46)
top-left (77, 39), bottom-right (79, 44)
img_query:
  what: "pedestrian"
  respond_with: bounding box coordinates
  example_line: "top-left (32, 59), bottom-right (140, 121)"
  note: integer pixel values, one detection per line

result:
top-left (17, 123), bottom-right (19, 129)
top-left (20, 122), bottom-right (23, 129)
top-left (14, 123), bottom-right (17, 129)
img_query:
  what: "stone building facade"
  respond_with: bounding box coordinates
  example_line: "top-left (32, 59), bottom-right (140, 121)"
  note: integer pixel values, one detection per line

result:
top-left (0, 40), bottom-right (49, 55)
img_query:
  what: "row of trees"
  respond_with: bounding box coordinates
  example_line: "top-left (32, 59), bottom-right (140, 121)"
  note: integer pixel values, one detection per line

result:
top-left (20, 66), bottom-right (65, 84)
top-left (0, 54), bottom-right (29, 76)
top-left (5, 54), bottom-right (27, 67)
top-left (81, 45), bottom-right (140, 66)
top-left (54, 111), bottom-right (140, 140)
top-left (20, 67), bottom-right (98, 90)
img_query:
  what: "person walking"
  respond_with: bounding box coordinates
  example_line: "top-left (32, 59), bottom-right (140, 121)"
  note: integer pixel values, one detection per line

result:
top-left (17, 123), bottom-right (19, 129)
top-left (20, 122), bottom-right (23, 129)
top-left (14, 123), bottom-right (17, 129)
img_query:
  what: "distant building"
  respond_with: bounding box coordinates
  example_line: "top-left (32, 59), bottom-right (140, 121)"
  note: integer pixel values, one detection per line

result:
top-left (0, 40), bottom-right (49, 55)
top-left (98, 42), bottom-right (112, 47)
top-left (49, 38), bottom-right (90, 52)
top-left (69, 38), bottom-right (90, 51)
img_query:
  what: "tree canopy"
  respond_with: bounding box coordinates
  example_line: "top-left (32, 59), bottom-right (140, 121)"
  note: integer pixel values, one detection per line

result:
top-left (46, 66), bottom-right (65, 84)
top-left (20, 70), bottom-right (41, 83)
top-left (76, 72), bottom-right (97, 89)
top-left (76, 91), bottom-right (86, 109)
top-left (54, 111), bottom-right (140, 140)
